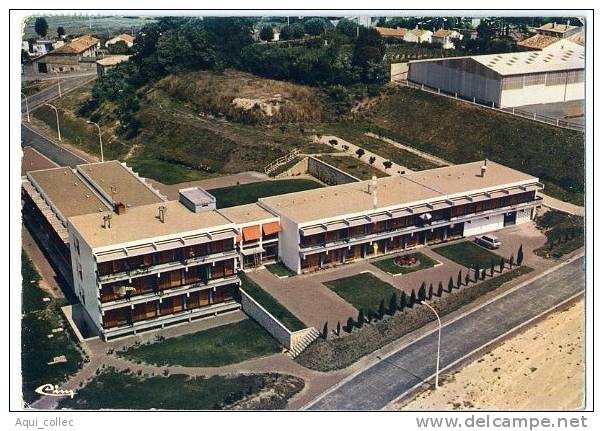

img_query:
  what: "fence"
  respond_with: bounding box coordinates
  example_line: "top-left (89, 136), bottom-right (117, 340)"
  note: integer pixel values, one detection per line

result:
top-left (399, 80), bottom-right (585, 132)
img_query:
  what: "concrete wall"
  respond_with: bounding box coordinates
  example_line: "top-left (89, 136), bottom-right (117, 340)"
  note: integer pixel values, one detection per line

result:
top-left (500, 81), bottom-right (584, 107)
top-left (516, 208), bottom-right (532, 225)
top-left (307, 157), bottom-right (358, 186)
top-left (409, 60), bottom-right (502, 105)
top-left (276, 214), bottom-right (301, 274)
top-left (391, 62), bottom-right (409, 82)
top-left (463, 213), bottom-right (505, 237)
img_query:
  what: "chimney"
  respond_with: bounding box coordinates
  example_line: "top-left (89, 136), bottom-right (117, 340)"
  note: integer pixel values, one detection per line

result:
top-left (158, 205), bottom-right (167, 223)
top-left (102, 213), bottom-right (112, 229)
top-left (481, 159), bottom-right (488, 177)
top-left (367, 175), bottom-right (378, 209)
top-left (114, 201), bottom-right (126, 215)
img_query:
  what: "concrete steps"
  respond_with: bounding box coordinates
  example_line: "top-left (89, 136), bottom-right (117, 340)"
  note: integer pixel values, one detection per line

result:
top-left (287, 327), bottom-right (320, 359)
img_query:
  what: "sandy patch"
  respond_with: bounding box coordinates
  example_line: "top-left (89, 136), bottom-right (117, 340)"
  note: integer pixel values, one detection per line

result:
top-left (390, 298), bottom-right (585, 411)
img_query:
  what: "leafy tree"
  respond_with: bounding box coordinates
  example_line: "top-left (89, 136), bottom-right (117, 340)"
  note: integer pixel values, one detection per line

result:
top-left (322, 321), bottom-right (328, 339)
top-left (399, 291), bottom-right (407, 311)
top-left (409, 289), bottom-right (417, 307)
top-left (389, 293), bottom-right (398, 315)
top-left (304, 18), bottom-right (328, 36)
top-left (346, 317), bottom-right (355, 333)
top-left (259, 25), bottom-right (274, 42)
top-left (517, 244), bottom-right (524, 266)
top-left (34, 17), bottom-right (48, 38)
top-left (336, 18), bottom-right (358, 38)
top-left (357, 309), bottom-right (365, 328)
top-left (369, 156), bottom-right (376, 165)
top-left (383, 160), bottom-right (393, 170)
top-left (457, 269), bottom-right (463, 287)
top-left (57, 26), bottom-right (65, 38)
top-left (280, 23), bottom-right (305, 40)
top-left (108, 40), bottom-right (130, 55)
top-left (356, 148), bottom-right (365, 158)
top-left (378, 299), bottom-right (386, 320)
top-left (448, 277), bottom-right (454, 292)
top-left (428, 284), bottom-right (433, 300)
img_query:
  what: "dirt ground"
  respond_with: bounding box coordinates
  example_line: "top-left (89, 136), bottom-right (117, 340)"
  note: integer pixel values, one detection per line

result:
top-left (390, 298), bottom-right (585, 411)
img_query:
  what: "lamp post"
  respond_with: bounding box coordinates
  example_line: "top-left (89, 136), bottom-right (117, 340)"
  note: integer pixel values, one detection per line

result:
top-left (54, 71), bottom-right (62, 98)
top-left (87, 120), bottom-right (104, 162)
top-left (45, 103), bottom-right (61, 141)
top-left (421, 300), bottom-right (441, 389)
top-left (21, 92), bottom-right (30, 123)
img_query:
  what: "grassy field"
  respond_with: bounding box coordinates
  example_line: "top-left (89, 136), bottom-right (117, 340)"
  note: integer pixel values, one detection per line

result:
top-left (317, 155), bottom-right (388, 180)
top-left (127, 156), bottom-right (217, 185)
top-left (534, 210), bottom-right (584, 259)
top-left (211, 179), bottom-right (322, 208)
top-left (265, 262), bottom-right (297, 277)
top-left (240, 274), bottom-right (306, 331)
top-left (21, 251), bottom-right (84, 404)
top-left (433, 241), bottom-right (503, 269)
top-left (59, 370), bottom-right (302, 410)
top-left (371, 252), bottom-right (439, 276)
top-left (23, 15), bottom-right (156, 39)
top-left (117, 318), bottom-right (281, 367)
top-left (325, 272), bottom-right (400, 314)
top-left (21, 80), bottom-right (55, 97)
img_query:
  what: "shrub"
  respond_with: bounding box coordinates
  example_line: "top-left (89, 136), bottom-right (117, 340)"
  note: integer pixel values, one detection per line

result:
top-left (356, 148), bottom-right (365, 158)
top-left (369, 156), bottom-right (376, 164)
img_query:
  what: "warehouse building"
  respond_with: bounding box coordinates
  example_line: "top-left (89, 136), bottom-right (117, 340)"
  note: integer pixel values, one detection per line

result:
top-left (407, 47), bottom-right (584, 107)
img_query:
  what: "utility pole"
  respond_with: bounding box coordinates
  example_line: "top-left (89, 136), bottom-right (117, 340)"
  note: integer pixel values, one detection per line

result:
top-left (421, 301), bottom-right (441, 389)
top-left (21, 92), bottom-right (30, 123)
top-left (54, 71), bottom-right (62, 98)
top-left (45, 103), bottom-right (61, 141)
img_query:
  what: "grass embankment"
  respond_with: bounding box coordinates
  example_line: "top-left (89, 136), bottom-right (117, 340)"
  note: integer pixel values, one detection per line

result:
top-left (296, 265), bottom-right (533, 371)
top-left (117, 319), bottom-right (281, 367)
top-left (317, 155), bottom-right (388, 180)
top-left (325, 272), bottom-right (400, 314)
top-left (240, 273), bottom-right (306, 331)
top-left (59, 369), bottom-right (304, 410)
top-left (534, 210), bottom-right (584, 259)
top-left (21, 79), bottom-right (55, 97)
top-left (265, 262), bottom-right (297, 277)
top-left (21, 251), bottom-right (84, 404)
top-left (211, 179), bottom-right (322, 208)
top-left (371, 252), bottom-right (439, 276)
top-left (433, 241), bottom-right (504, 268)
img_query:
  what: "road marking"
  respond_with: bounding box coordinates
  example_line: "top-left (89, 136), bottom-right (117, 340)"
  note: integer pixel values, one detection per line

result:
top-left (303, 253), bottom-right (584, 409)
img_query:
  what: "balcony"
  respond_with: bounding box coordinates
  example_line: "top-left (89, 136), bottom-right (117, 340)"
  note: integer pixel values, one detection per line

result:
top-left (100, 274), bottom-right (240, 311)
top-left (97, 249), bottom-right (238, 284)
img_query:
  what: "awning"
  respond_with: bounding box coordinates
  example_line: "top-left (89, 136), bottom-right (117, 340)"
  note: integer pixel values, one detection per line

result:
top-left (325, 221), bottom-right (348, 231)
top-left (242, 225), bottom-right (261, 241)
top-left (241, 246), bottom-right (265, 256)
top-left (262, 221), bottom-right (281, 236)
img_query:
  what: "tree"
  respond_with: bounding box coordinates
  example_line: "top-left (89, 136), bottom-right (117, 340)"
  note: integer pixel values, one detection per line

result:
top-left (108, 40), bottom-right (130, 55)
top-left (509, 254), bottom-right (515, 268)
top-left (357, 309), bottom-right (365, 328)
top-left (304, 18), bottom-right (328, 36)
top-left (389, 293), bottom-right (398, 315)
top-left (34, 17), bottom-right (48, 38)
top-left (355, 148), bottom-right (365, 158)
top-left (322, 321), bottom-right (328, 339)
top-left (259, 25), bottom-right (274, 42)
top-left (336, 321), bottom-right (341, 336)
top-left (280, 23), bottom-right (305, 40)
top-left (457, 269), bottom-right (463, 287)
top-left (399, 291), bottom-right (407, 311)
top-left (378, 299), bottom-right (386, 320)
top-left (383, 160), bottom-right (393, 170)
top-left (428, 284), bottom-right (433, 300)
top-left (369, 156), bottom-right (376, 165)
top-left (448, 277), bottom-right (454, 292)
top-left (499, 257), bottom-right (505, 273)
top-left (481, 268), bottom-right (486, 280)
top-left (336, 18), bottom-right (358, 38)
top-left (57, 26), bottom-right (65, 38)
top-left (21, 49), bottom-right (29, 64)
top-left (437, 284), bottom-right (444, 297)
top-left (490, 261), bottom-right (495, 277)
top-left (474, 265), bottom-right (481, 282)
top-left (465, 272), bottom-right (471, 286)
top-left (346, 317), bottom-right (355, 333)
top-left (418, 285), bottom-right (426, 303)
top-left (409, 289), bottom-right (417, 307)
top-left (517, 244), bottom-right (524, 266)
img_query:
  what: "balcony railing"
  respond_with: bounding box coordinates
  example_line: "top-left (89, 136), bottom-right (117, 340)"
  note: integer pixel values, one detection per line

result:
top-left (97, 249), bottom-right (238, 284)
top-left (100, 274), bottom-right (240, 310)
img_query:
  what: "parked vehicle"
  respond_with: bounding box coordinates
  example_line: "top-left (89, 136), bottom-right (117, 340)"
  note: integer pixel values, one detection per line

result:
top-left (475, 234), bottom-right (502, 249)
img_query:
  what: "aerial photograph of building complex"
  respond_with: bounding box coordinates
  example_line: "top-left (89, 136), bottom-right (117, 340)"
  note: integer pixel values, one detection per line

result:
top-left (10, 7), bottom-right (592, 424)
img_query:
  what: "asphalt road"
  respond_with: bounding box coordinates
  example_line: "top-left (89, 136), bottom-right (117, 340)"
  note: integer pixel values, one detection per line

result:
top-left (21, 73), bottom-right (95, 112)
top-left (21, 123), bottom-right (87, 167)
top-left (307, 256), bottom-right (585, 410)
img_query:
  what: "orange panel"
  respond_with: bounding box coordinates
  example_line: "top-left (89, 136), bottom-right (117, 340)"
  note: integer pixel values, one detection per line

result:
top-left (242, 225), bottom-right (261, 241)
top-left (262, 221), bottom-right (281, 236)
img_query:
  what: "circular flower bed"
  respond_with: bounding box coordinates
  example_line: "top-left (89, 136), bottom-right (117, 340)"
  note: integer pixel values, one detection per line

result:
top-left (394, 255), bottom-right (420, 268)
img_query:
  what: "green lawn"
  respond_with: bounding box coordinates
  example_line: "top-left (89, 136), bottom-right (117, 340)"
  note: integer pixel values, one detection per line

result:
top-left (317, 155), bottom-right (388, 180)
top-left (433, 241), bottom-right (503, 269)
top-left (21, 251), bottom-right (84, 404)
top-left (59, 370), bottom-right (290, 410)
top-left (265, 262), bottom-right (296, 277)
top-left (117, 318), bottom-right (281, 367)
top-left (211, 179), bottom-right (323, 209)
top-left (371, 252), bottom-right (439, 276)
top-left (127, 156), bottom-right (216, 185)
top-left (325, 272), bottom-right (400, 313)
top-left (239, 274), bottom-right (306, 331)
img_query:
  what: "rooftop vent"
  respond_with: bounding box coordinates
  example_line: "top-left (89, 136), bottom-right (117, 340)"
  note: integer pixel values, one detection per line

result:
top-left (480, 159), bottom-right (488, 178)
top-left (115, 201), bottom-right (126, 215)
top-left (158, 205), bottom-right (167, 223)
top-left (102, 213), bottom-right (112, 229)
top-left (178, 187), bottom-right (216, 213)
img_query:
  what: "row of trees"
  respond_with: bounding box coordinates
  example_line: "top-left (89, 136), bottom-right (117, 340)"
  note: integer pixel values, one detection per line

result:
top-left (33, 17), bottom-right (64, 38)
top-left (321, 244), bottom-right (525, 339)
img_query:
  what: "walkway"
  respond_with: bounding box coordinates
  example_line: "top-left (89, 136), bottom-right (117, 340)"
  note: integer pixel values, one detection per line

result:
top-left (365, 132), bottom-right (451, 167)
top-left (541, 193), bottom-right (585, 216)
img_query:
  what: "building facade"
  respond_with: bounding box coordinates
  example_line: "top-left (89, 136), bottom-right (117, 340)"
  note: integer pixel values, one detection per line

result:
top-left (33, 35), bottom-right (100, 74)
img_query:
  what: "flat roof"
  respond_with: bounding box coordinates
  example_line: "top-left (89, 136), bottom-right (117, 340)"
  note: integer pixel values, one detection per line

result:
top-left (28, 167), bottom-right (110, 219)
top-left (260, 161), bottom-right (538, 224)
top-left (77, 161), bottom-right (165, 208)
top-left (69, 200), bottom-right (234, 249)
top-left (179, 187), bottom-right (216, 206)
top-left (22, 146), bottom-right (58, 175)
top-left (219, 203), bottom-right (277, 225)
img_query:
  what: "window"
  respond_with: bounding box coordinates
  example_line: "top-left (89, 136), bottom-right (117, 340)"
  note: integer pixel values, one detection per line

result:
top-left (523, 73), bottom-right (546, 86)
top-left (566, 70), bottom-right (584, 84)
top-left (501, 76), bottom-right (524, 90)
top-left (545, 71), bottom-right (568, 86)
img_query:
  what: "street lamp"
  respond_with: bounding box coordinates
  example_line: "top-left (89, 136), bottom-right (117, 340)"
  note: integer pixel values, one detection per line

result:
top-left (45, 103), bottom-right (61, 141)
top-left (21, 92), bottom-right (30, 123)
top-left (421, 301), bottom-right (441, 389)
top-left (54, 71), bottom-right (62, 98)
top-left (87, 120), bottom-right (104, 162)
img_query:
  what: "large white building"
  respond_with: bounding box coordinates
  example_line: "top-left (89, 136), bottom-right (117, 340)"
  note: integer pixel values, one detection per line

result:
top-left (407, 47), bottom-right (584, 107)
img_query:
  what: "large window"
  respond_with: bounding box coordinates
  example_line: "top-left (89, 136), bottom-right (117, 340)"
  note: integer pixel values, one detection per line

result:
top-left (501, 75), bottom-right (524, 90)
top-left (523, 73), bottom-right (546, 86)
top-left (545, 71), bottom-right (568, 86)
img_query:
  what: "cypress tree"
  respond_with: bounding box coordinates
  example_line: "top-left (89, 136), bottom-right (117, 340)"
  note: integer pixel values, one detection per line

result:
top-left (346, 317), bottom-right (354, 333)
top-left (409, 289), bottom-right (417, 307)
top-left (378, 299), bottom-right (386, 320)
top-left (418, 285), bottom-right (426, 303)
top-left (428, 284), bottom-right (434, 300)
top-left (399, 291), bottom-right (407, 311)
top-left (465, 272), bottom-right (470, 286)
top-left (322, 321), bottom-right (329, 339)
top-left (457, 269), bottom-right (463, 287)
top-left (336, 321), bottom-right (341, 336)
top-left (490, 261), bottom-right (495, 277)
top-left (474, 265), bottom-right (480, 282)
top-left (517, 244), bottom-right (524, 266)
top-left (357, 309), bottom-right (365, 328)
top-left (389, 293), bottom-right (398, 315)
top-left (481, 268), bottom-right (486, 280)
top-left (499, 257), bottom-right (505, 273)
top-left (448, 277), bottom-right (454, 292)
top-left (509, 254), bottom-right (515, 268)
